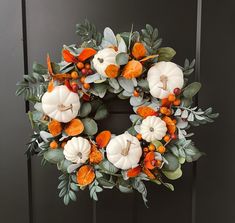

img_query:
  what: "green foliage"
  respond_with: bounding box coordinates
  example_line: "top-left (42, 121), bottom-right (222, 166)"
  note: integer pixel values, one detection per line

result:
top-left (116, 52), bottom-right (129, 65)
top-left (16, 63), bottom-right (48, 102)
top-left (162, 153), bottom-right (179, 172)
top-left (183, 58), bottom-right (195, 76)
top-left (81, 118), bottom-right (98, 136)
top-left (89, 180), bottom-right (103, 201)
top-left (58, 173), bottom-right (79, 205)
top-left (79, 102), bottom-right (92, 118)
top-left (25, 133), bottom-right (41, 156)
top-left (94, 104), bottom-right (108, 120)
top-left (76, 19), bottom-right (102, 47)
top-left (157, 47), bottom-right (176, 61)
top-left (141, 24), bottom-right (162, 54)
top-left (183, 82), bottom-right (201, 99)
top-left (43, 149), bottom-right (65, 164)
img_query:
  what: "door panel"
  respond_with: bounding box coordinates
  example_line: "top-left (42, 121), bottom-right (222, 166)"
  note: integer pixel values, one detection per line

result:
top-left (25, 0), bottom-right (197, 223)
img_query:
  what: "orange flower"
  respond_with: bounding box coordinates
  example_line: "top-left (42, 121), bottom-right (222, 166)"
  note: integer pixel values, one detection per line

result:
top-left (89, 144), bottom-right (103, 164)
top-left (48, 120), bottom-right (62, 136)
top-left (137, 106), bottom-right (157, 118)
top-left (77, 165), bottom-right (95, 186)
top-left (122, 60), bottom-right (143, 79)
top-left (127, 165), bottom-right (141, 178)
top-left (64, 119), bottom-right (84, 136)
top-left (132, 42), bottom-right (147, 60)
top-left (96, 130), bottom-right (111, 148)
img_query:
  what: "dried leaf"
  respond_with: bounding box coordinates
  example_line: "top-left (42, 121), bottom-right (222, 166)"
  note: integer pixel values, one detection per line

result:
top-left (89, 144), bottom-right (103, 164)
top-left (47, 54), bottom-right (53, 75)
top-left (132, 42), bottom-right (147, 59)
top-left (77, 48), bottom-right (96, 62)
top-left (48, 120), bottom-right (62, 136)
top-left (47, 80), bottom-right (54, 92)
top-left (144, 151), bottom-right (155, 170)
top-left (62, 49), bottom-right (78, 63)
top-left (96, 130), bottom-right (111, 148)
top-left (142, 167), bottom-right (156, 179)
top-left (122, 60), bottom-right (143, 79)
top-left (137, 106), bottom-right (156, 118)
top-left (77, 165), bottom-right (95, 186)
top-left (162, 116), bottom-right (176, 134)
top-left (127, 165), bottom-right (141, 178)
top-left (105, 64), bottom-right (119, 78)
top-left (64, 119), bottom-right (84, 136)
top-left (139, 55), bottom-right (158, 62)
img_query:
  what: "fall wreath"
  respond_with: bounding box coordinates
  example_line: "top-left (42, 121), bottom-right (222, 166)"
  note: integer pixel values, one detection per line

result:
top-left (16, 20), bottom-right (218, 205)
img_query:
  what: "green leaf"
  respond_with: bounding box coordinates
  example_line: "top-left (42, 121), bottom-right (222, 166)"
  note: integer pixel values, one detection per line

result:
top-left (119, 185), bottom-right (133, 193)
top-left (97, 177), bottom-right (115, 188)
top-left (43, 149), bottom-right (64, 164)
top-left (57, 159), bottom-right (72, 173)
top-left (99, 160), bottom-right (119, 173)
top-left (94, 104), bottom-right (108, 120)
top-left (116, 52), bottom-right (129, 65)
top-left (32, 62), bottom-right (47, 74)
top-left (80, 102), bottom-right (92, 118)
top-left (81, 118), bottom-right (98, 136)
top-left (91, 83), bottom-right (108, 98)
top-left (157, 47), bottom-right (176, 61)
top-left (162, 166), bottom-right (182, 180)
top-left (162, 153), bottom-right (179, 172)
top-left (183, 82), bottom-right (201, 99)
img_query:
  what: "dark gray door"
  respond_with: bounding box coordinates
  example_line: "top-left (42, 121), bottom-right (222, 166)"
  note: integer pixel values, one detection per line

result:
top-left (0, 0), bottom-right (234, 223)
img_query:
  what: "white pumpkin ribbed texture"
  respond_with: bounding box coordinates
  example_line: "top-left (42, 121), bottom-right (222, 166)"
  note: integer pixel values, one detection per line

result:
top-left (92, 48), bottom-right (119, 77)
top-left (41, 85), bottom-right (80, 123)
top-left (106, 133), bottom-right (142, 170)
top-left (63, 137), bottom-right (91, 164)
top-left (140, 116), bottom-right (167, 142)
top-left (147, 61), bottom-right (184, 99)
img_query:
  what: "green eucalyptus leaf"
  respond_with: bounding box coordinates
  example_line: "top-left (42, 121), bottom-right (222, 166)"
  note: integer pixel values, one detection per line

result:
top-left (162, 166), bottom-right (182, 180)
top-left (183, 82), bottom-right (201, 99)
top-left (99, 160), bottom-right (119, 173)
top-left (157, 47), bottom-right (176, 61)
top-left (116, 52), bottom-right (129, 65)
top-left (44, 149), bottom-right (64, 164)
top-left (81, 118), bottom-right (98, 136)
top-left (80, 102), bottom-right (92, 118)
top-left (163, 153), bottom-right (179, 172)
top-left (94, 104), bottom-right (109, 120)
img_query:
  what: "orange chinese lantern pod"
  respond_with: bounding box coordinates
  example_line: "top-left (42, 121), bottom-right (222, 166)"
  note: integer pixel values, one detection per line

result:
top-left (47, 80), bottom-right (54, 92)
top-left (77, 48), bottom-right (97, 62)
top-left (89, 144), bottom-right (103, 164)
top-left (62, 49), bottom-right (78, 63)
top-left (127, 166), bottom-right (141, 178)
top-left (137, 106), bottom-right (157, 118)
top-left (48, 120), bottom-right (62, 136)
top-left (122, 60), bottom-right (143, 79)
top-left (144, 151), bottom-right (155, 170)
top-left (132, 42), bottom-right (147, 59)
top-left (105, 64), bottom-right (119, 78)
top-left (142, 167), bottom-right (156, 180)
top-left (64, 119), bottom-right (84, 136)
top-left (96, 130), bottom-right (111, 148)
top-left (76, 165), bottom-right (95, 186)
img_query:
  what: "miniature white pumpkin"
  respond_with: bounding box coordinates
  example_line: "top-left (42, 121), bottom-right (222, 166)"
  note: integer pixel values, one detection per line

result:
top-left (92, 48), bottom-right (119, 77)
top-left (41, 85), bottom-right (80, 123)
top-left (140, 116), bottom-right (167, 142)
top-left (63, 137), bottom-right (91, 164)
top-left (106, 133), bottom-right (142, 170)
top-left (147, 61), bottom-right (184, 99)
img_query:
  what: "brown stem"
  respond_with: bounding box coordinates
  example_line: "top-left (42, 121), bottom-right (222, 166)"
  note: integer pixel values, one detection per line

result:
top-left (58, 104), bottom-right (72, 111)
top-left (160, 75), bottom-right (168, 90)
top-left (121, 140), bottom-right (132, 156)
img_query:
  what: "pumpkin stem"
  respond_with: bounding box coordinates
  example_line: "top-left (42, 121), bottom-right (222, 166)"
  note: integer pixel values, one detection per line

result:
top-left (97, 58), bottom-right (104, 63)
top-left (58, 104), bottom-right (73, 111)
top-left (160, 75), bottom-right (168, 90)
top-left (121, 140), bottom-right (132, 156)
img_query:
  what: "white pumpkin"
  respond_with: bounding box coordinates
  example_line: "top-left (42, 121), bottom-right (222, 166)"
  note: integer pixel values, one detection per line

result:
top-left (41, 85), bottom-right (80, 123)
top-left (92, 48), bottom-right (119, 77)
top-left (63, 137), bottom-right (91, 164)
top-left (147, 61), bottom-right (184, 99)
top-left (140, 116), bottom-right (167, 142)
top-left (106, 133), bottom-right (142, 170)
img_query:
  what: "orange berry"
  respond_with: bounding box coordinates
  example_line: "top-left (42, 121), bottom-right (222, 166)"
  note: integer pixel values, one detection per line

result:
top-left (133, 90), bottom-right (140, 97)
top-left (160, 107), bottom-right (168, 114)
top-left (61, 141), bottom-right (66, 148)
top-left (165, 109), bottom-right (172, 116)
top-left (143, 147), bottom-right (149, 152)
top-left (71, 71), bottom-right (79, 79)
top-left (80, 76), bottom-right (86, 84)
top-left (136, 133), bottom-right (142, 140)
top-left (173, 99), bottom-right (181, 106)
top-left (76, 62), bottom-right (84, 69)
top-left (83, 83), bottom-right (90, 89)
top-left (50, 140), bottom-right (58, 149)
top-left (168, 94), bottom-right (176, 102)
top-left (149, 144), bottom-right (155, 151)
top-left (157, 145), bottom-right (166, 154)
top-left (156, 160), bottom-right (162, 167)
top-left (163, 135), bottom-right (171, 142)
top-left (85, 63), bottom-right (91, 69)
